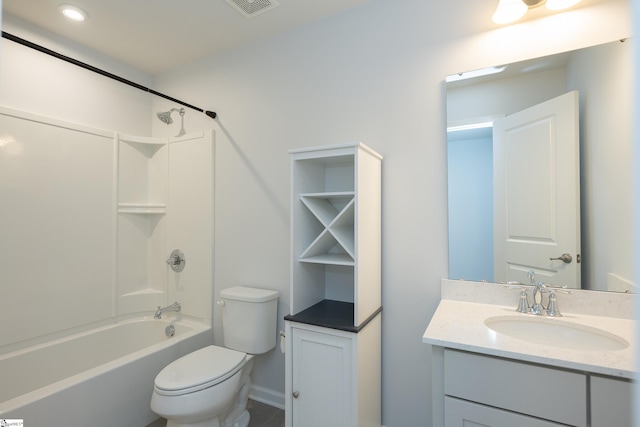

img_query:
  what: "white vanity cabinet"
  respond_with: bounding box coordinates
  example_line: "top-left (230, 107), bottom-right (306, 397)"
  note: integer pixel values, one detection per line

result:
top-left (285, 142), bottom-right (382, 427)
top-left (424, 281), bottom-right (635, 427)
top-left (441, 349), bottom-right (633, 427)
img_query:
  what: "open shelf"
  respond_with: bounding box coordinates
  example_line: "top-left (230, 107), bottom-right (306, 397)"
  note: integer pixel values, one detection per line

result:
top-left (118, 136), bottom-right (168, 207)
top-left (299, 193), bottom-right (355, 263)
top-left (300, 192), bottom-right (354, 226)
top-left (299, 253), bottom-right (354, 266)
top-left (117, 203), bottom-right (167, 214)
top-left (290, 142), bottom-right (382, 327)
top-left (299, 228), bottom-right (354, 265)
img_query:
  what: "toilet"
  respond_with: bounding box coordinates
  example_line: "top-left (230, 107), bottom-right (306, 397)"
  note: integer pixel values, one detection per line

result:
top-left (150, 286), bottom-right (279, 427)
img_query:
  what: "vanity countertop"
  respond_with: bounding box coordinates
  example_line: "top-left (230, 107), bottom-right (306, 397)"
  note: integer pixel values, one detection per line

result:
top-left (423, 280), bottom-right (636, 379)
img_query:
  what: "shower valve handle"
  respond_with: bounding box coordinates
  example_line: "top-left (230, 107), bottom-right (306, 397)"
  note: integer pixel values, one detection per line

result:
top-left (166, 255), bottom-right (180, 265)
top-left (166, 249), bottom-right (185, 272)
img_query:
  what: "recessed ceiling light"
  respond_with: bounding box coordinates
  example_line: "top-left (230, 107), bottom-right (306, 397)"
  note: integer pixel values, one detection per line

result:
top-left (59, 4), bottom-right (88, 22)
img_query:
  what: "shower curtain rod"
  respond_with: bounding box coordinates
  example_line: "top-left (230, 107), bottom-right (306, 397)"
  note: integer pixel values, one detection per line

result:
top-left (1, 31), bottom-right (217, 119)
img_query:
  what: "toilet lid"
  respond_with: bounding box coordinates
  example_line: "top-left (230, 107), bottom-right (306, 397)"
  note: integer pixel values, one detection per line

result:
top-left (154, 345), bottom-right (246, 396)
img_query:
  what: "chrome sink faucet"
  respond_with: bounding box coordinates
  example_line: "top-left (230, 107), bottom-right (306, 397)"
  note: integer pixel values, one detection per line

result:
top-left (154, 302), bottom-right (181, 319)
top-left (522, 281), bottom-right (573, 317)
top-left (509, 271), bottom-right (573, 317)
top-left (530, 281), bottom-right (546, 315)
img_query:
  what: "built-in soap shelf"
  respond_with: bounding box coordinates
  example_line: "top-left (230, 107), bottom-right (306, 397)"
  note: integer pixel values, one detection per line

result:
top-left (117, 203), bottom-right (167, 215)
top-left (120, 288), bottom-right (165, 297)
top-left (299, 192), bottom-right (355, 266)
top-left (116, 134), bottom-right (169, 314)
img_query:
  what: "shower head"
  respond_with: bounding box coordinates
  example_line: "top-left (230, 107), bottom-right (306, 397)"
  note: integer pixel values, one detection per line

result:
top-left (157, 107), bottom-right (183, 125)
top-left (157, 111), bottom-right (173, 125)
top-left (156, 108), bottom-right (186, 136)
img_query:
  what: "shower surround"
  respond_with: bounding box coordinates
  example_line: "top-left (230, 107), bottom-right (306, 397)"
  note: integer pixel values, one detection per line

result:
top-left (0, 106), bottom-right (215, 423)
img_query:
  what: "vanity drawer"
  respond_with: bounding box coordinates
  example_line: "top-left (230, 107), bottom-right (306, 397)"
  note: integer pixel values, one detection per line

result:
top-left (444, 349), bottom-right (587, 427)
top-left (445, 396), bottom-right (568, 427)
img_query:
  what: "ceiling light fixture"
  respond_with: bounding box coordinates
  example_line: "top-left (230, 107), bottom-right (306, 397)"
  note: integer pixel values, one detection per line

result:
top-left (59, 4), bottom-right (88, 22)
top-left (492, 0), bottom-right (528, 25)
top-left (492, 0), bottom-right (580, 24)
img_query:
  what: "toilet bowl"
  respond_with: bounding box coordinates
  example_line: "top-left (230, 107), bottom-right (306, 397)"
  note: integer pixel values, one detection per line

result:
top-left (150, 286), bottom-right (278, 427)
top-left (151, 345), bottom-right (254, 427)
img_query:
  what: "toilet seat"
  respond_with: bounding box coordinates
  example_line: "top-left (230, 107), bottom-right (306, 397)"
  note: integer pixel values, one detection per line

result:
top-left (154, 345), bottom-right (246, 396)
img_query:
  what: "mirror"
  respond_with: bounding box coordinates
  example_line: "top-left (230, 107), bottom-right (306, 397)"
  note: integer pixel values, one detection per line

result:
top-left (446, 39), bottom-right (634, 292)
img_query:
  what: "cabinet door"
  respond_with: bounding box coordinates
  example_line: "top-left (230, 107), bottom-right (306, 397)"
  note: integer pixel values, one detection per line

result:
top-left (445, 397), bottom-right (567, 427)
top-left (291, 327), bottom-right (353, 427)
top-left (591, 375), bottom-right (633, 427)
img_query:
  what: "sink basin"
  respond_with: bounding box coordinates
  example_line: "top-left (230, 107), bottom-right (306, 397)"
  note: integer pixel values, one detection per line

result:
top-left (484, 315), bottom-right (629, 351)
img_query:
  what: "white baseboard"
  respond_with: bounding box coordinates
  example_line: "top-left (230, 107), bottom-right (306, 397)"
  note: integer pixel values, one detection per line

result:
top-left (249, 385), bottom-right (285, 410)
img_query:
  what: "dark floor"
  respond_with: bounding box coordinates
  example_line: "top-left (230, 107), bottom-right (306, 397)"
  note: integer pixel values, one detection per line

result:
top-left (146, 399), bottom-right (284, 427)
top-left (246, 400), bottom-right (285, 427)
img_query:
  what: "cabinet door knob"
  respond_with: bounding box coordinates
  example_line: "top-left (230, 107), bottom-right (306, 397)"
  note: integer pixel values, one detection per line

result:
top-left (292, 391), bottom-right (299, 399)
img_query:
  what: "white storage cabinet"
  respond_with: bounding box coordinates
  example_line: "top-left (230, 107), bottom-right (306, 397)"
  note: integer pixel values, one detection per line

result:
top-left (285, 142), bottom-right (382, 427)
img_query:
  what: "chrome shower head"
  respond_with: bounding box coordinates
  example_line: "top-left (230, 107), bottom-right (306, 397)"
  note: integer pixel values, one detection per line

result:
top-left (156, 108), bottom-right (186, 136)
top-left (157, 111), bottom-right (173, 125)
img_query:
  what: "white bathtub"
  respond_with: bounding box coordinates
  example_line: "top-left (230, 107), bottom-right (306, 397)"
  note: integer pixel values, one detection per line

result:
top-left (0, 316), bottom-right (211, 427)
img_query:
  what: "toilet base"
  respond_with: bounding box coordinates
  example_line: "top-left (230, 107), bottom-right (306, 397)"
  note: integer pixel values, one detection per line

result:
top-left (160, 357), bottom-right (254, 427)
top-left (229, 410), bottom-right (250, 427)
top-left (166, 419), bottom-right (221, 427)
top-left (164, 400), bottom-right (250, 427)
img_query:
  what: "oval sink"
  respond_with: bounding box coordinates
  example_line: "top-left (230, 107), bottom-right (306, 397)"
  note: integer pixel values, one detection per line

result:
top-left (484, 316), bottom-right (629, 351)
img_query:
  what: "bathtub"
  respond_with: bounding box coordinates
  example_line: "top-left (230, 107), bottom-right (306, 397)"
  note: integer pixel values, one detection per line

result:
top-left (0, 316), bottom-right (211, 427)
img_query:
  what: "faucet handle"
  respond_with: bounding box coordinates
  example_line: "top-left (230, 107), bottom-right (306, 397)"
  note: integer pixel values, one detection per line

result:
top-left (515, 290), bottom-right (530, 313)
top-left (546, 293), bottom-right (562, 316)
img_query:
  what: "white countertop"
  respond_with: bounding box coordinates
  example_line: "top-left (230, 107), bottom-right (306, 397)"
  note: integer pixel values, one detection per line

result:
top-left (423, 280), bottom-right (636, 379)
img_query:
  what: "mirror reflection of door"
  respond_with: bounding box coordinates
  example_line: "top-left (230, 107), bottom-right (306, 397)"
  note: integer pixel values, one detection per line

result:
top-left (493, 91), bottom-right (580, 288)
top-left (447, 40), bottom-right (634, 292)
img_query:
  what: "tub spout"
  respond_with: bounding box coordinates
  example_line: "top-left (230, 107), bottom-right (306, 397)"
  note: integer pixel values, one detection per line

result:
top-left (154, 302), bottom-right (181, 319)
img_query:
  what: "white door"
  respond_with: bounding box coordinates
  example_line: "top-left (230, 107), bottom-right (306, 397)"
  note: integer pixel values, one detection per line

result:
top-left (493, 91), bottom-right (580, 288)
top-left (291, 327), bottom-right (353, 427)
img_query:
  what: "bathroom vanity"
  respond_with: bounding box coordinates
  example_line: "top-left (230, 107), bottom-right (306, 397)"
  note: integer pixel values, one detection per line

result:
top-left (423, 279), bottom-right (636, 427)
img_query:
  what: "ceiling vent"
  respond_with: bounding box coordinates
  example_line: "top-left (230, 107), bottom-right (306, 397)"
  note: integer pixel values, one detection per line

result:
top-left (224, 0), bottom-right (279, 19)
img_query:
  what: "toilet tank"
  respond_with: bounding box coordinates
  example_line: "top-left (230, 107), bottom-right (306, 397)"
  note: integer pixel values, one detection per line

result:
top-left (220, 286), bottom-right (279, 354)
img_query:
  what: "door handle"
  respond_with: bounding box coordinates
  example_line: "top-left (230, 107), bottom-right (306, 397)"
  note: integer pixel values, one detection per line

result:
top-left (292, 391), bottom-right (299, 399)
top-left (549, 253), bottom-right (572, 264)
